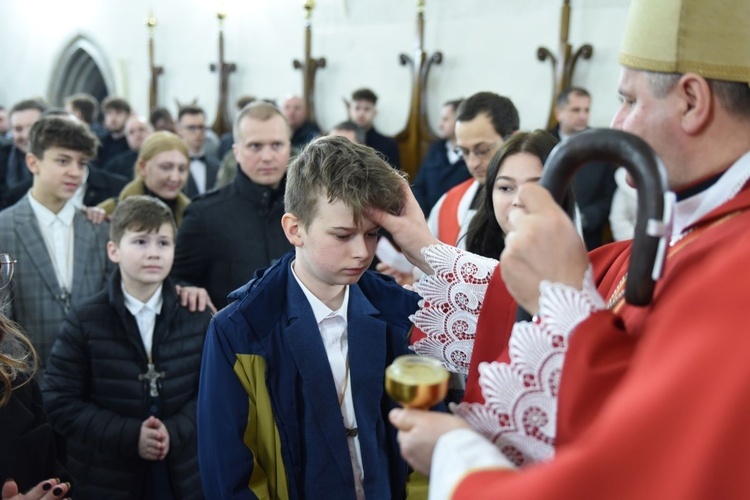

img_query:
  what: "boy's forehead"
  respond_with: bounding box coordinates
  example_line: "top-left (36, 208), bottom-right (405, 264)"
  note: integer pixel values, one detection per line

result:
top-left (124, 222), bottom-right (175, 237)
top-left (314, 195), bottom-right (378, 229)
top-left (41, 146), bottom-right (90, 160)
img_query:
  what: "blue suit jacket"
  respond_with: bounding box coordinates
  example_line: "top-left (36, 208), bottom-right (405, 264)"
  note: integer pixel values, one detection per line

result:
top-left (198, 251), bottom-right (420, 499)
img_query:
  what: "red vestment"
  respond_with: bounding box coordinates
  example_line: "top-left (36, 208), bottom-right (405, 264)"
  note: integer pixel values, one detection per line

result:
top-left (454, 183), bottom-right (750, 498)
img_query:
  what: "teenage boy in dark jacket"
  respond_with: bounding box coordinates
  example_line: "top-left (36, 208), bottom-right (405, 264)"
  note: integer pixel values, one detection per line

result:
top-left (198, 136), bottom-right (430, 499)
top-left (43, 195), bottom-right (211, 500)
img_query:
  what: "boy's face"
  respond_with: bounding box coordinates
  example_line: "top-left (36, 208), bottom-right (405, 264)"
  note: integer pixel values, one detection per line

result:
top-left (348, 100), bottom-right (376, 129)
top-left (107, 223), bottom-right (175, 290)
top-left (27, 147), bottom-right (87, 205)
top-left (282, 196), bottom-right (379, 299)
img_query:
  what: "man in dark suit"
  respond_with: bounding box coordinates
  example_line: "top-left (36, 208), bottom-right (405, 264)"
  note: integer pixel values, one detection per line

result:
top-left (97, 97), bottom-right (131, 167)
top-left (103, 115), bottom-right (153, 180)
top-left (549, 87), bottom-right (617, 250)
top-left (282, 95), bottom-right (320, 156)
top-left (0, 105), bottom-right (10, 141)
top-left (64, 93), bottom-right (107, 139)
top-left (172, 101), bottom-right (293, 309)
top-left (0, 99), bottom-right (47, 207)
top-left (348, 88), bottom-right (401, 169)
top-left (411, 98), bottom-right (471, 216)
top-left (176, 105), bottom-right (219, 198)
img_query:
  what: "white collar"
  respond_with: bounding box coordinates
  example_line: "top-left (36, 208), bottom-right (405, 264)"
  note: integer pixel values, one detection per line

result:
top-left (290, 261), bottom-right (350, 326)
top-left (121, 282), bottom-right (164, 316)
top-left (27, 192), bottom-right (76, 227)
top-left (672, 150), bottom-right (750, 239)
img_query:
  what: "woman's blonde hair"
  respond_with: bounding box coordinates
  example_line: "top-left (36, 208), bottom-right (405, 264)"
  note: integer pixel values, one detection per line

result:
top-left (0, 310), bottom-right (38, 407)
top-left (135, 131), bottom-right (189, 178)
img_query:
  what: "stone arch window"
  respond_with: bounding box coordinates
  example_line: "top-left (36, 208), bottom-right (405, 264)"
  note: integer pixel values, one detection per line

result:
top-left (48, 35), bottom-right (116, 109)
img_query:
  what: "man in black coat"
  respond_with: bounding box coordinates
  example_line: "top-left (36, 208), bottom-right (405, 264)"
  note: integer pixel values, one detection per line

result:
top-left (0, 99), bottom-right (46, 206)
top-left (411, 98), bottom-right (471, 215)
top-left (96, 97), bottom-right (132, 168)
top-left (172, 101), bottom-right (293, 309)
top-left (349, 88), bottom-right (401, 169)
top-left (549, 87), bottom-right (617, 250)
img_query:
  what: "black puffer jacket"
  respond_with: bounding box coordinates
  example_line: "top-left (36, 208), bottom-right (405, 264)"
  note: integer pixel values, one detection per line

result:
top-left (42, 271), bottom-right (211, 500)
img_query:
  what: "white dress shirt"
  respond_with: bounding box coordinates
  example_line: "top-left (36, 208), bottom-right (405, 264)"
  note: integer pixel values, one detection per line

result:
top-left (28, 194), bottom-right (76, 291)
top-left (122, 283), bottom-right (164, 358)
top-left (291, 263), bottom-right (365, 500)
top-left (190, 155), bottom-right (208, 194)
top-left (445, 140), bottom-right (462, 165)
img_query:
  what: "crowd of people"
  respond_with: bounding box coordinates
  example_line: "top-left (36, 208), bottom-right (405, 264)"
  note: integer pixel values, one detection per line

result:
top-left (2, 0), bottom-right (750, 497)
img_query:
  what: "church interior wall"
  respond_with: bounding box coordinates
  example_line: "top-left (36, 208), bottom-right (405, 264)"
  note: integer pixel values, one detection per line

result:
top-left (0, 0), bottom-right (630, 135)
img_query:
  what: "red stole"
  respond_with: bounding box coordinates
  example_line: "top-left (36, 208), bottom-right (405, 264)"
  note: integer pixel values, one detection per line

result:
top-left (437, 179), bottom-right (474, 245)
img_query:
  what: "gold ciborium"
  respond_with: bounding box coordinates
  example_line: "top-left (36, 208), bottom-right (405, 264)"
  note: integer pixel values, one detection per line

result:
top-left (385, 355), bottom-right (449, 409)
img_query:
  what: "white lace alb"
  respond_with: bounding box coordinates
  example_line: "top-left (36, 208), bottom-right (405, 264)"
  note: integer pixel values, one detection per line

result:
top-left (410, 244), bottom-right (605, 466)
top-left (410, 245), bottom-right (497, 375)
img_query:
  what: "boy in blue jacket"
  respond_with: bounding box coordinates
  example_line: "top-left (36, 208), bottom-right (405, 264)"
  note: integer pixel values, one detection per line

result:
top-left (198, 135), bottom-right (424, 499)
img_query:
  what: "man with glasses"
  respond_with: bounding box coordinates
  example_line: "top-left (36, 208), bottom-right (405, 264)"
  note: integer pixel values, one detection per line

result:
top-left (177, 105), bottom-right (220, 198)
top-left (426, 92), bottom-right (519, 250)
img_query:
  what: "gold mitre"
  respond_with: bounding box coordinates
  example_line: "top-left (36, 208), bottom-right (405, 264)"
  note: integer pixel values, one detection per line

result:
top-left (619, 0), bottom-right (750, 83)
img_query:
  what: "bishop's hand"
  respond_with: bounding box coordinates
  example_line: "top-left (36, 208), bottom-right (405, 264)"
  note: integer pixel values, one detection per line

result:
top-left (501, 184), bottom-right (589, 315)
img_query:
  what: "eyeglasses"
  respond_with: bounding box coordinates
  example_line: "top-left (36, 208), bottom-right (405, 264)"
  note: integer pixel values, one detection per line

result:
top-left (0, 254), bottom-right (16, 290)
top-left (182, 124), bottom-right (206, 133)
top-left (454, 139), bottom-right (504, 161)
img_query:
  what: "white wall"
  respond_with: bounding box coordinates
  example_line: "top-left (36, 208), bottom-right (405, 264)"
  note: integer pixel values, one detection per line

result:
top-left (0, 0), bottom-right (630, 135)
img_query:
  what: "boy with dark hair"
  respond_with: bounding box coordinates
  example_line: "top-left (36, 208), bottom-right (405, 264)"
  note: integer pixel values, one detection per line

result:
top-left (43, 195), bottom-right (210, 499)
top-left (198, 135), bottom-right (426, 499)
top-left (0, 116), bottom-right (110, 364)
top-left (348, 87), bottom-right (401, 168)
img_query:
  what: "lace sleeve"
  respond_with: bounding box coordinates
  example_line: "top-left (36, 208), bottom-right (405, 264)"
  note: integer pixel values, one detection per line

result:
top-left (450, 266), bottom-right (605, 467)
top-left (410, 244), bottom-right (498, 374)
